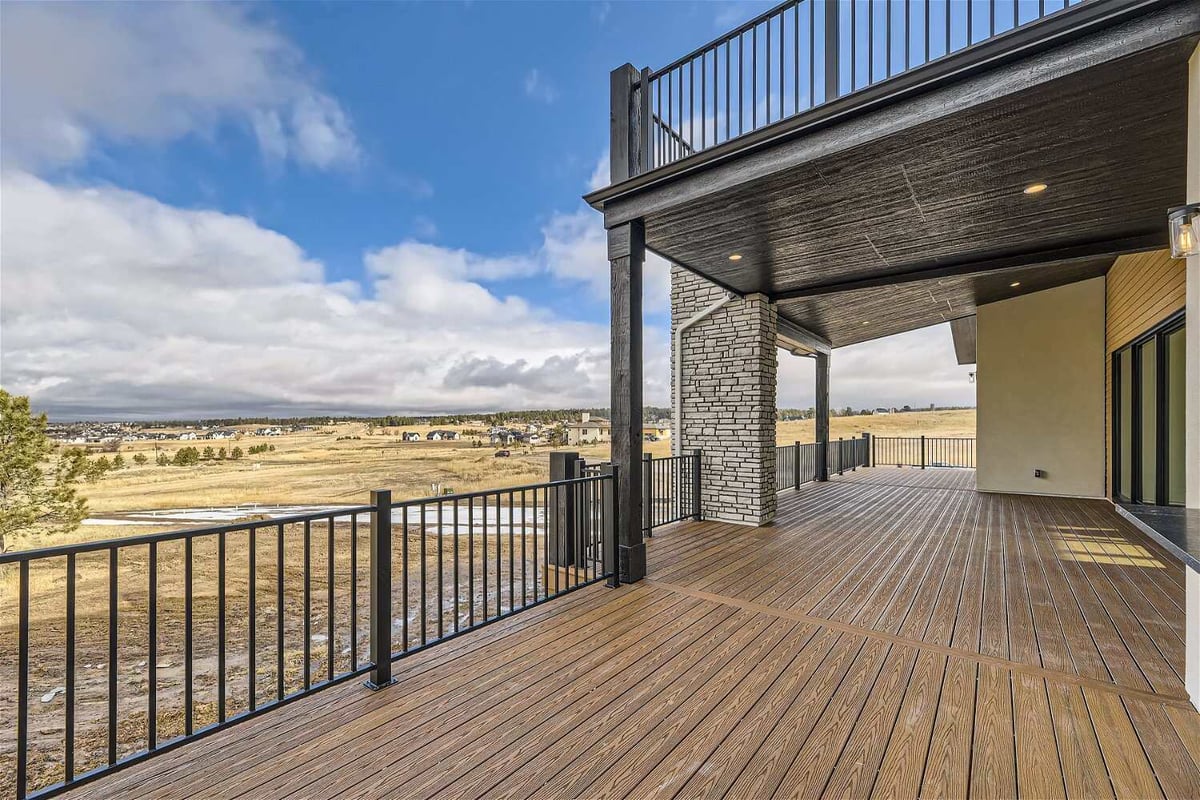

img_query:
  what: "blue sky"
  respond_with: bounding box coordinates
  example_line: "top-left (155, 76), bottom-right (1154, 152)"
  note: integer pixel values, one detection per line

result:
top-left (0, 1), bottom-right (973, 419)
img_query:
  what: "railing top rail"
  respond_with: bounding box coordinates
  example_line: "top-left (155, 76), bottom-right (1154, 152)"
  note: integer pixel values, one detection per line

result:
top-left (1, 473), bottom-right (622, 564)
top-left (647, 0), bottom-right (795, 79)
top-left (0, 504), bottom-right (376, 563)
top-left (389, 473), bottom-right (610, 508)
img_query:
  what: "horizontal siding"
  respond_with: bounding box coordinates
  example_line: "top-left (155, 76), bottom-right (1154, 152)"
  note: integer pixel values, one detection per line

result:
top-left (1104, 249), bottom-right (1187, 497)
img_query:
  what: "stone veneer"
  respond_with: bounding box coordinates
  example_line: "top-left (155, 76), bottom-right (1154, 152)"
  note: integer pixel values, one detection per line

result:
top-left (671, 265), bottom-right (778, 526)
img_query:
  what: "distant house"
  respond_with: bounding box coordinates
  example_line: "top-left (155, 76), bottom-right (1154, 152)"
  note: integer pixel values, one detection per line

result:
top-left (873, 408), bottom-right (892, 415)
top-left (490, 430), bottom-right (519, 446)
top-left (255, 427), bottom-right (284, 436)
top-left (426, 430), bottom-right (461, 441)
top-left (205, 430), bottom-right (237, 440)
top-left (565, 413), bottom-right (611, 446)
top-left (642, 424), bottom-right (671, 440)
top-left (401, 432), bottom-right (421, 442)
top-left (178, 432), bottom-right (198, 441)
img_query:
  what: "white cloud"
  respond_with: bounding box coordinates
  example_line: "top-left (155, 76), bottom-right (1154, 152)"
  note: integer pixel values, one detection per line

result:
top-left (587, 151), bottom-right (609, 192)
top-left (0, 173), bottom-right (670, 418)
top-left (0, 3), bottom-right (360, 171)
top-left (777, 326), bottom-right (976, 410)
top-left (522, 69), bottom-right (559, 104)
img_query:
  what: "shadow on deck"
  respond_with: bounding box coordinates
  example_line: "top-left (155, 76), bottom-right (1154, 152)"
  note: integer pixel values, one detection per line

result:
top-left (69, 468), bottom-right (1199, 799)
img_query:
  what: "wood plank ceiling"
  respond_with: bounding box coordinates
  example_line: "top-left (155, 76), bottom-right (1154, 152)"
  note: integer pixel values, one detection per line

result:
top-left (640, 37), bottom-right (1193, 348)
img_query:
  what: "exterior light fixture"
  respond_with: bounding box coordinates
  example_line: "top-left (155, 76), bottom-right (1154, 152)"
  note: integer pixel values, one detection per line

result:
top-left (1168, 203), bottom-right (1200, 258)
top-left (1023, 183), bottom-right (1048, 195)
top-left (1009, 281), bottom-right (1021, 288)
top-left (861, 320), bottom-right (870, 325)
top-left (728, 253), bottom-right (743, 261)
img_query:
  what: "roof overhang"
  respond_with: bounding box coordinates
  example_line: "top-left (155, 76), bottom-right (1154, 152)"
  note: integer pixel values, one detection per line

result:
top-left (590, 1), bottom-right (1200, 348)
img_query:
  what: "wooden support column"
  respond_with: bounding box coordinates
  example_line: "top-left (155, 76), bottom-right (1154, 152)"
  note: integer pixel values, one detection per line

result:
top-left (610, 220), bottom-right (646, 582)
top-left (815, 351), bottom-right (830, 482)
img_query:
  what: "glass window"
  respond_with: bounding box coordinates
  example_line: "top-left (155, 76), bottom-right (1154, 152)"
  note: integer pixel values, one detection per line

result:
top-left (1166, 325), bottom-right (1186, 505)
top-left (1138, 338), bottom-right (1157, 500)
top-left (1118, 351), bottom-right (1132, 501)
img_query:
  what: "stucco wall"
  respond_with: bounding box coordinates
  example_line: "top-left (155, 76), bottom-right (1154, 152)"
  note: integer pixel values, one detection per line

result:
top-left (976, 277), bottom-right (1106, 497)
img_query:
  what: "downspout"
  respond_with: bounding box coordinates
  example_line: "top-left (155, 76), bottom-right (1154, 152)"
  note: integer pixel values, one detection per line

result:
top-left (673, 291), bottom-right (737, 456)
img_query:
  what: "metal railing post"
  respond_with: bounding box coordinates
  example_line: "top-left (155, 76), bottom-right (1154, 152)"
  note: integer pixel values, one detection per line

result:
top-left (691, 449), bottom-right (703, 520)
top-left (865, 432), bottom-right (874, 467)
top-left (366, 489), bottom-right (395, 690)
top-left (793, 441), bottom-right (802, 490)
top-left (824, 0), bottom-right (840, 102)
top-left (604, 464), bottom-right (621, 587)
top-left (642, 452), bottom-right (654, 537)
top-left (838, 437), bottom-right (844, 475)
top-left (921, 435), bottom-right (927, 469)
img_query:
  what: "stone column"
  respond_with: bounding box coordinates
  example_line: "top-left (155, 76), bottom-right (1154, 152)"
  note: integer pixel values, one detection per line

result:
top-left (672, 267), bottom-right (778, 526)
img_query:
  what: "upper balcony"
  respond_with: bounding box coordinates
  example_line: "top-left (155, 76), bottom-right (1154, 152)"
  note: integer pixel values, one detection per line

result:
top-left (587, 0), bottom-right (1198, 349)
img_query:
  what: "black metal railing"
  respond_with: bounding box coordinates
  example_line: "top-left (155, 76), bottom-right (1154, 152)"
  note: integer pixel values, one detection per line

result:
top-left (2, 472), bottom-right (617, 800)
top-left (871, 435), bottom-right (976, 468)
top-left (778, 437), bottom-right (873, 490)
top-left (641, 451), bottom-right (702, 533)
top-left (579, 451), bottom-right (702, 535)
top-left (643, 0), bottom-right (1087, 171)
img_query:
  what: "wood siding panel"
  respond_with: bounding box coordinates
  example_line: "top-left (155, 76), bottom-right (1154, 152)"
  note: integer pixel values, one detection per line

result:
top-left (1104, 249), bottom-right (1187, 497)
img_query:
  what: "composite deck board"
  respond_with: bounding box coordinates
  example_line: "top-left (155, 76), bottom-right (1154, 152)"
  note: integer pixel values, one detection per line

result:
top-left (67, 468), bottom-right (1199, 800)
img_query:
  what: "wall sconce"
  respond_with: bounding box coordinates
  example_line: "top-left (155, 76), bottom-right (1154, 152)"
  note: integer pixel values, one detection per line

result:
top-left (1168, 203), bottom-right (1200, 258)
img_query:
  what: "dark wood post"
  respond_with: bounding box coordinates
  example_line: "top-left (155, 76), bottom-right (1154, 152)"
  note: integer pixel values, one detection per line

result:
top-left (609, 219), bottom-right (646, 583)
top-left (863, 432), bottom-right (873, 467)
top-left (642, 452), bottom-right (654, 537)
top-left (815, 352), bottom-right (830, 481)
top-left (610, 64), bottom-right (641, 183)
top-left (366, 489), bottom-right (395, 690)
top-left (548, 451), bottom-right (580, 567)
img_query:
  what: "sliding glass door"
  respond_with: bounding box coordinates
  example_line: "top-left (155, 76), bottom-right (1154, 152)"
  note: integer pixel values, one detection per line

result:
top-left (1113, 311), bottom-right (1186, 505)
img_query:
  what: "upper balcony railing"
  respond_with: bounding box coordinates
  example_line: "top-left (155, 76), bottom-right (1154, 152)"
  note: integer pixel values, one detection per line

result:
top-left (611, 0), bottom-right (1097, 182)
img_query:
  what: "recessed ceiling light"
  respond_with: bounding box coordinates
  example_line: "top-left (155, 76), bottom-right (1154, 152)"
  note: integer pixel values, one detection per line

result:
top-left (1023, 183), bottom-right (1048, 195)
top-left (1010, 281), bottom-right (1021, 287)
top-left (861, 320), bottom-right (870, 325)
top-left (728, 253), bottom-right (743, 261)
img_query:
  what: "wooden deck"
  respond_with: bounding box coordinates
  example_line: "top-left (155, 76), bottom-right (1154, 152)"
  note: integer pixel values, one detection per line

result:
top-left (70, 468), bottom-right (1200, 799)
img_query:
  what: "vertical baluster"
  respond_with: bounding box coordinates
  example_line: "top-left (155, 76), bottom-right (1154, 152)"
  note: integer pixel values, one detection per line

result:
top-left (326, 517), bottom-right (334, 681)
top-left (467, 498), bottom-right (474, 626)
top-left (766, 15), bottom-right (771, 122)
top-left (868, 0), bottom-right (874, 85)
top-left (494, 492), bottom-right (503, 607)
top-left (17, 560), bottom-right (29, 798)
top-left (437, 501), bottom-right (444, 639)
top-left (700, 51), bottom-right (706, 149)
top-left (945, 0), bottom-right (951, 57)
top-left (108, 547), bottom-right (117, 765)
top-left (350, 513), bottom-right (357, 669)
top-left (779, 11), bottom-right (784, 118)
top-left (521, 490), bottom-right (528, 607)
top-left (302, 521), bottom-right (310, 692)
top-left (794, 3), bottom-right (799, 114)
top-left (65, 553), bottom-right (75, 783)
top-left (248, 527), bottom-right (256, 710)
top-left (532, 487), bottom-right (540, 602)
top-left (148, 541), bottom-right (157, 748)
top-left (275, 523), bottom-right (284, 702)
top-left (508, 492), bottom-right (515, 611)
top-left (420, 502), bottom-right (428, 644)
top-left (924, 0), bottom-right (931, 63)
top-left (725, 40), bottom-right (731, 140)
top-left (752, 24), bottom-right (757, 129)
top-left (453, 499), bottom-right (460, 633)
top-left (402, 504), bottom-right (410, 653)
top-left (482, 494), bottom-right (490, 618)
top-left (688, 60), bottom-right (695, 151)
top-left (218, 531), bottom-right (226, 721)
top-left (738, 33), bottom-right (744, 134)
top-left (850, 0), bottom-right (857, 90)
